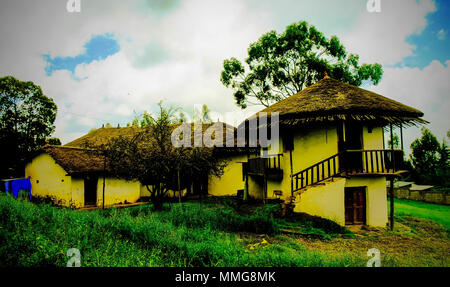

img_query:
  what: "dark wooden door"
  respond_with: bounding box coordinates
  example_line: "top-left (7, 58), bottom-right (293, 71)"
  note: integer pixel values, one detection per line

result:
top-left (84, 176), bottom-right (98, 206)
top-left (345, 187), bottom-right (366, 225)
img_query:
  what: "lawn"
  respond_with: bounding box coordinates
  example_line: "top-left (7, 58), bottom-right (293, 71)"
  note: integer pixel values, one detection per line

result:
top-left (0, 193), bottom-right (448, 267)
top-left (389, 198), bottom-right (450, 230)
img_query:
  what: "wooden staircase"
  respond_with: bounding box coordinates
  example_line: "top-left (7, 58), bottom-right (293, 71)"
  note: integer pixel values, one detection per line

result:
top-left (281, 149), bottom-right (405, 216)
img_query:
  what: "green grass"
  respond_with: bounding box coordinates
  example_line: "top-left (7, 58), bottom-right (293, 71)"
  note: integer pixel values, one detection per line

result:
top-left (0, 194), bottom-right (359, 267)
top-left (389, 198), bottom-right (450, 230)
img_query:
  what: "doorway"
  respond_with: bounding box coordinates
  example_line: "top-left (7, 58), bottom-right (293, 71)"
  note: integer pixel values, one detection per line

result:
top-left (84, 176), bottom-right (98, 206)
top-left (345, 187), bottom-right (366, 225)
top-left (337, 121), bottom-right (364, 171)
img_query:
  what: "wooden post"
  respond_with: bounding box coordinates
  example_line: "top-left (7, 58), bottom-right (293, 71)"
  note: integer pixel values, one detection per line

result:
top-left (263, 174), bottom-right (267, 204)
top-left (400, 123), bottom-right (404, 151)
top-left (290, 150), bottom-right (293, 197)
top-left (177, 167), bottom-right (181, 204)
top-left (389, 124), bottom-right (394, 231)
top-left (243, 172), bottom-right (248, 201)
top-left (102, 156), bottom-right (106, 210)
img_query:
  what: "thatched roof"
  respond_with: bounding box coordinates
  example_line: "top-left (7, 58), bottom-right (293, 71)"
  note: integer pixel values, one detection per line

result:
top-left (65, 126), bottom-right (142, 148)
top-left (39, 122), bottom-right (255, 175)
top-left (249, 77), bottom-right (426, 127)
top-left (42, 146), bottom-right (105, 175)
top-left (65, 122), bottom-right (248, 150)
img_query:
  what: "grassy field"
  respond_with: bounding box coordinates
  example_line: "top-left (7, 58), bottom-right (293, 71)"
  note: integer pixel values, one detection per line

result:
top-left (0, 193), bottom-right (448, 267)
top-left (389, 198), bottom-right (450, 230)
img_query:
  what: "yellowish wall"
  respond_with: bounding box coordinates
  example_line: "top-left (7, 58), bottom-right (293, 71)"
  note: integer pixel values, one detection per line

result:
top-left (345, 176), bottom-right (388, 226)
top-left (262, 125), bottom-right (338, 200)
top-left (293, 176), bottom-right (388, 226)
top-left (71, 177), bottom-right (84, 208)
top-left (290, 125), bottom-right (338, 173)
top-left (363, 126), bottom-right (384, 150)
top-left (25, 153), bottom-right (74, 207)
top-left (209, 154), bottom-right (247, 196)
top-left (25, 153), bottom-right (141, 208)
top-left (293, 178), bottom-right (346, 225)
top-left (96, 177), bottom-right (141, 207)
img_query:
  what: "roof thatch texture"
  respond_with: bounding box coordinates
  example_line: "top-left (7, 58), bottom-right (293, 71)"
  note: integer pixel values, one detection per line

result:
top-left (65, 122), bottom-right (255, 153)
top-left (249, 78), bottom-right (426, 127)
top-left (42, 146), bottom-right (106, 175)
top-left (41, 122), bottom-right (254, 175)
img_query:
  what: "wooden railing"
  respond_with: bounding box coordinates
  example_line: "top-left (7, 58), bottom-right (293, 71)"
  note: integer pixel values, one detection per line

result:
top-left (291, 149), bottom-right (405, 193)
top-left (291, 153), bottom-right (340, 193)
top-left (247, 154), bottom-right (283, 180)
top-left (342, 149), bottom-right (405, 174)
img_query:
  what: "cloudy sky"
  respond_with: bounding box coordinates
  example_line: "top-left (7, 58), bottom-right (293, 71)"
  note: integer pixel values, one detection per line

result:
top-left (0, 0), bottom-right (449, 154)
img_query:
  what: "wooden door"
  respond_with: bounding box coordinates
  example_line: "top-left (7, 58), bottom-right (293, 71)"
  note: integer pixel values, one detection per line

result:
top-left (345, 187), bottom-right (366, 225)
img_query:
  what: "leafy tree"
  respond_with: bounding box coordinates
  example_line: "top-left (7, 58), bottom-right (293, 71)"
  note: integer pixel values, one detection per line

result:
top-left (140, 111), bottom-right (154, 127)
top-left (0, 76), bottom-right (57, 177)
top-left (387, 133), bottom-right (399, 149)
top-left (221, 21), bottom-right (383, 108)
top-left (104, 103), bottom-right (226, 209)
top-left (409, 127), bottom-right (449, 186)
top-left (46, 137), bottom-right (62, 145)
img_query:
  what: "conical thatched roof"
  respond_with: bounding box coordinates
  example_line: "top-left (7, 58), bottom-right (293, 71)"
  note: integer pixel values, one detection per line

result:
top-left (250, 77), bottom-right (426, 127)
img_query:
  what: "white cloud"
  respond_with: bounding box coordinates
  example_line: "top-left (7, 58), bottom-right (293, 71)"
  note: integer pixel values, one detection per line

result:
top-left (0, 0), bottom-right (447, 147)
top-left (437, 28), bottom-right (446, 40)
top-left (369, 60), bottom-right (450, 154)
top-left (342, 0), bottom-right (436, 66)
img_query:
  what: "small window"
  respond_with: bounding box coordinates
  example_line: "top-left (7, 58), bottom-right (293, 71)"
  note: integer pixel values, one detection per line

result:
top-left (283, 133), bottom-right (294, 152)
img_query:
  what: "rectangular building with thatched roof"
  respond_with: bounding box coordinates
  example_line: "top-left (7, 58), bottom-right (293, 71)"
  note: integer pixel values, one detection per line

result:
top-left (25, 123), bottom-right (251, 208)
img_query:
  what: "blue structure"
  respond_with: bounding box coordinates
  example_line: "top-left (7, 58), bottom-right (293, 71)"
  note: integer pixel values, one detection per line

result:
top-left (3, 178), bottom-right (32, 201)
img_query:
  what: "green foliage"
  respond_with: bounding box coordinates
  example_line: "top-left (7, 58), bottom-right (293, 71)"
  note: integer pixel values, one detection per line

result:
top-left (387, 133), bottom-right (399, 149)
top-left (46, 137), bottom-right (62, 145)
top-left (409, 127), bottom-right (449, 186)
top-left (221, 21), bottom-right (383, 108)
top-left (104, 103), bottom-right (227, 209)
top-left (0, 76), bottom-right (57, 177)
top-left (140, 111), bottom-right (154, 127)
top-left (0, 194), bottom-right (362, 267)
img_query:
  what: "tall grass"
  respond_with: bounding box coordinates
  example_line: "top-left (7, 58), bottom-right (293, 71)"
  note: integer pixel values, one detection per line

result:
top-left (0, 194), bottom-right (361, 267)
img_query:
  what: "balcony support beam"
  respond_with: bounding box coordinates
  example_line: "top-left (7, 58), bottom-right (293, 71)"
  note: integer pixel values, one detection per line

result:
top-left (389, 123), bottom-right (395, 231)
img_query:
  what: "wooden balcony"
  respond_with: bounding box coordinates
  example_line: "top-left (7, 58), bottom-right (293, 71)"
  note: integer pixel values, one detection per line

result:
top-left (245, 154), bottom-right (283, 181)
top-left (341, 149), bottom-right (406, 175)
